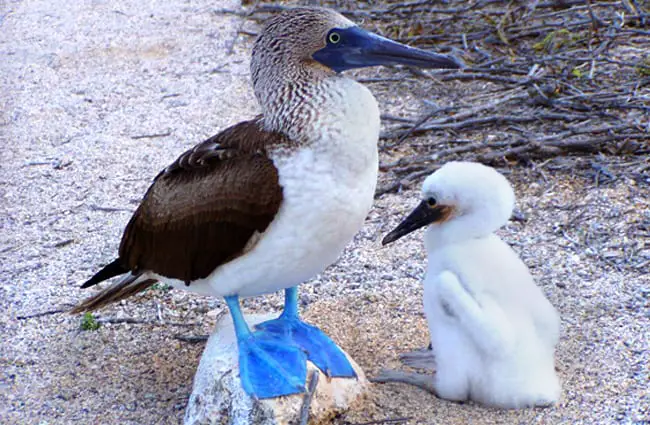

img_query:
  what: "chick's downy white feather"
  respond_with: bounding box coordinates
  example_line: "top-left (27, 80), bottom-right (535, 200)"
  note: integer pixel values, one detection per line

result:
top-left (376, 161), bottom-right (561, 409)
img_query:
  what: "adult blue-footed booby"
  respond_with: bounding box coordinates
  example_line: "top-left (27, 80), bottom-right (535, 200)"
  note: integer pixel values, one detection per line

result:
top-left (377, 162), bottom-right (561, 408)
top-left (72, 7), bottom-right (462, 399)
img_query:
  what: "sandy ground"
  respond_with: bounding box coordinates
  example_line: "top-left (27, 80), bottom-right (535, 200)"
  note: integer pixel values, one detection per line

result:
top-left (1, 0), bottom-right (648, 424)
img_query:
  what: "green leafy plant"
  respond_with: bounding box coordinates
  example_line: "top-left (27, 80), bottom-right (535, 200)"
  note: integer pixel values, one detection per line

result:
top-left (533, 29), bottom-right (573, 53)
top-left (150, 282), bottom-right (172, 292)
top-left (80, 312), bottom-right (100, 331)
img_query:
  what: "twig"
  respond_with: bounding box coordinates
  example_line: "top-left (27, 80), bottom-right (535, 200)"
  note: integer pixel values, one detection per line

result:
top-left (96, 317), bottom-right (200, 326)
top-left (375, 169), bottom-right (435, 197)
top-left (351, 417), bottom-right (413, 425)
top-left (17, 307), bottom-right (71, 320)
top-left (298, 370), bottom-right (319, 425)
top-left (378, 127), bottom-right (648, 196)
top-left (357, 76), bottom-right (405, 83)
top-left (130, 131), bottom-right (172, 140)
top-left (383, 112), bottom-right (589, 139)
top-left (53, 239), bottom-right (75, 248)
top-left (380, 114), bottom-right (415, 124)
top-left (89, 204), bottom-right (133, 213)
top-left (381, 89), bottom-right (528, 140)
top-left (630, 0), bottom-right (649, 25)
top-left (383, 106), bottom-right (458, 148)
top-left (225, 1), bottom-right (259, 55)
top-left (23, 161), bottom-right (52, 167)
top-left (156, 302), bottom-right (164, 324)
top-left (174, 334), bottom-right (209, 343)
top-left (431, 89), bottom-right (527, 124)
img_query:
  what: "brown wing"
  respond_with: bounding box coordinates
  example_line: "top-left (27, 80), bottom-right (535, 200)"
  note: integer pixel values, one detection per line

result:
top-left (118, 119), bottom-right (288, 284)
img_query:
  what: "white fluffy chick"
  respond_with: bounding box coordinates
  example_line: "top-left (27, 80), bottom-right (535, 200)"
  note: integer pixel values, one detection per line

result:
top-left (375, 161), bottom-right (561, 409)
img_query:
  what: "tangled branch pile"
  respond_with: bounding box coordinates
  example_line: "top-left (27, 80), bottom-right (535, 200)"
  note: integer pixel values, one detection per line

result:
top-left (223, 0), bottom-right (649, 194)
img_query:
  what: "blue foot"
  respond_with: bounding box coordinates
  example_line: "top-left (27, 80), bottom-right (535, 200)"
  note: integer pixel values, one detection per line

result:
top-left (255, 317), bottom-right (357, 378)
top-left (225, 295), bottom-right (307, 399)
top-left (237, 334), bottom-right (307, 398)
top-left (254, 287), bottom-right (357, 378)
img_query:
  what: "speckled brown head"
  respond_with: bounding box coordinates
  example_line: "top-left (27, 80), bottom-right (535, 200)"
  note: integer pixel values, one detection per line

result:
top-left (251, 8), bottom-right (353, 81)
top-left (250, 7), bottom-right (464, 108)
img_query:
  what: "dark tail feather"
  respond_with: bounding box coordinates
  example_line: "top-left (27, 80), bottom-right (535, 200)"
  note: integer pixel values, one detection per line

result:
top-left (70, 274), bottom-right (158, 314)
top-left (81, 259), bottom-right (128, 288)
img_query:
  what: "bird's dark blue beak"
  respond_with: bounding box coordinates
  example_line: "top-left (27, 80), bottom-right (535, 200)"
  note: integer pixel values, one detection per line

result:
top-left (313, 27), bottom-right (464, 73)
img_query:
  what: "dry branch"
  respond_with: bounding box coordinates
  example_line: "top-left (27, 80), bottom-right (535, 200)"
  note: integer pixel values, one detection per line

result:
top-left (361, 0), bottom-right (650, 194)
top-left (298, 370), bottom-right (319, 425)
top-left (231, 0), bottom-right (648, 194)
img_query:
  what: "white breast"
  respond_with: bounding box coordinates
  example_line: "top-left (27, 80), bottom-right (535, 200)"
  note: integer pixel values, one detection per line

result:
top-left (162, 78), bottom-right (380, 298)
top-left (423, 235), bottom-right (561, 407)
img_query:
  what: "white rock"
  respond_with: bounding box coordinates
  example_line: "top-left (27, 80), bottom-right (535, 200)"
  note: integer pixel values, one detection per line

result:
top-left (184, 314), bottom-right (367, 425)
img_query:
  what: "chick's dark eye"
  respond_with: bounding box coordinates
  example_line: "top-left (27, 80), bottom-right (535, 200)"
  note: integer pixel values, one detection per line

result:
top-left (328, 32), bottom-right (341, 44)
top-left (427, 197), bottom-right (437, 207)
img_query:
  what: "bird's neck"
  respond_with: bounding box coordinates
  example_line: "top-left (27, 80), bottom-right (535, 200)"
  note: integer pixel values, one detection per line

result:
top-left (253, 68), bottom-right (380, 179)
top-left (253, 62), bottom-right (339, 138)
top-left (424, 214), bottom-right (505, 252)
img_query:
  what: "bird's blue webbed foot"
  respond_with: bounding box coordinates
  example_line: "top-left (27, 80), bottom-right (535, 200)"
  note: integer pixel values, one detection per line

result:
top-left (225, 295), bottom-right (307, 398)
top-left (236, 333), bottom-right (307, 398)
top-left (255, 316), bottom-right (357, 378)
top-left (254, 287), bottom-right (357, 378)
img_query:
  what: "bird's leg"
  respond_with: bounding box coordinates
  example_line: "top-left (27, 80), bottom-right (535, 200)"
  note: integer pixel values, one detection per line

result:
top-left (254, 286), bottom-right (357, 378)
top-left (399, 347), bottom-right (436, 370)
top-left (224, 295), bottom-right (307, 398)
top-left (281, 285), bottom-right (300, 318)
top-left (371, 369), bottom-right (438, 395)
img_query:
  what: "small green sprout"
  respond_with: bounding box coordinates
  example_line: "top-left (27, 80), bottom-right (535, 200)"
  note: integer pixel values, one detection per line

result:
top-left (81, 312), bottom-right (100, 331)
top-left (533, 29), bottom-right (571, 53)
top-left (150, 282), bottom-right (172, 292)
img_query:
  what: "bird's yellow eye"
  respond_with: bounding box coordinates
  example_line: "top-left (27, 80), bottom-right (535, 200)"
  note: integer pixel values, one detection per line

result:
top-left (328, 32), bottom-right (341, 44)
top-left (427, 197), bottom-right (437, 207)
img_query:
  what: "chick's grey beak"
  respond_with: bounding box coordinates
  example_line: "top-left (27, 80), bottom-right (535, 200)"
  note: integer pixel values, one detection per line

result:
top-left (382, 202), bottom-right (452, 245)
